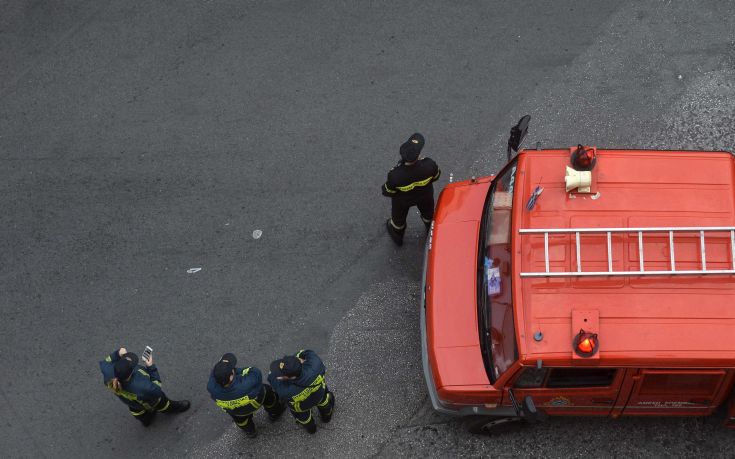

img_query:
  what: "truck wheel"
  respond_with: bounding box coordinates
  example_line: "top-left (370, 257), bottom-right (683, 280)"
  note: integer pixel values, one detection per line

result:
top-left (463, 416), bottom-right (525, 435)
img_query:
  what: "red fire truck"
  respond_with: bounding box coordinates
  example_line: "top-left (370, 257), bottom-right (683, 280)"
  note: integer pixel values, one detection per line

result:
top-left (421, 117), bottom-right (735, 433)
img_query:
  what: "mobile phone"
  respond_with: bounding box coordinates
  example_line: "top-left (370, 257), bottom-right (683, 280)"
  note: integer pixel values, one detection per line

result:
top-left (142, 346), bottom-right (153, 362)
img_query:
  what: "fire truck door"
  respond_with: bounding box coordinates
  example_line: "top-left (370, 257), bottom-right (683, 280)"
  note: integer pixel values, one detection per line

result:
top-left (506, 367), bottom-right (624, 416)
top-left (621, 369), bottom-right (728, 416)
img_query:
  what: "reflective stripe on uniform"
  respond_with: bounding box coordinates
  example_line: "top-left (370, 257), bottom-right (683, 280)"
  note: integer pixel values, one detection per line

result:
top-left (289, 374), bottom-right (326, 412)
top-left (295, 412), bottom-right (313, 424)
top-left (130, 409), bottom-right (147, 416)
top-left (384, 183), bottom-right (397, 194)
top-left (389, 219), bottom-right (405, 230)
top-left (156, 399), bottom-right (171, 412)
top-left (216, 394), bottom-right (262, 411)
top-left (235, 416), bottom-right (250, 427)
top-left (317, 392), bottom-right (331, 407)
top-left (396, 176), bottom-right (433, 192)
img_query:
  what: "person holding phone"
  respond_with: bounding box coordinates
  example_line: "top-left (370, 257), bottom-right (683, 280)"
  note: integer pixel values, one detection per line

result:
top-left (268, 349), bottom-right (335, 434)
top-left (99, 347), bottom-right (190, 426)
top-left (206, 353), bottom-right (286, 438)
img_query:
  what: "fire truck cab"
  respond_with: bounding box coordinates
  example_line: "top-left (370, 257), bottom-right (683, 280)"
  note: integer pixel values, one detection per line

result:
top-left (421, 117), bottom-right (735, 433)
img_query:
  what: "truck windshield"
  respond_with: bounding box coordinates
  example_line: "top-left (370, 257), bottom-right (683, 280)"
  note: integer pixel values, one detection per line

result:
top-left (478, 160), bottom-right (518, 382)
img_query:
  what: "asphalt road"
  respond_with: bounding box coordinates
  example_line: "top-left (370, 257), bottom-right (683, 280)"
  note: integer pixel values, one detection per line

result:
top-left (1, 1), bottom-right (734, 457)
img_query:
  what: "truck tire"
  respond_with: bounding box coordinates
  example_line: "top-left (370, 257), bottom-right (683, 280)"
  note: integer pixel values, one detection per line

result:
top-left (463, 416), bottom-right (525, 435)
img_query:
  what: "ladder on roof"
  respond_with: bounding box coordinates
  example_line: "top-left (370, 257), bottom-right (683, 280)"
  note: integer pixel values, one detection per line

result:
top-left (519, 226), bottom-right (735, 277)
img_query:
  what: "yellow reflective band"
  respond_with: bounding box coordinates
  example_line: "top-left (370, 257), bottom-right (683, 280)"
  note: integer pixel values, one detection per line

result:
top-left (157, 400), bottom-right (171, 412)
top-left (241, 368), bottom-right (251, 376)
top-left (384, 183), bottom-right (397, 194)
top-left (296, 350), bottom-right (305, 358)
top-left (109, 385), bottom-right (137, 402)
top-left (389, 219), bottom-right (405, 230)
top-left (153, 381), bottom-right (162, 387)
top-left (138, 369), bottom-right (149, 377)
top-left (130, 409), bottom-right (147, 416)
top-left (216, 395), bottom-right (262, 411)
top-left (396, 176), bottom-right (433, 192)
top-left (289, 375), bottom-right (326, 412)
top-left (236, 417), bottom-right (250, 426)
top-left (105, 356), bottom-right (112, 362)
top-left (433, 169), bottom-right (441, 180)
top-left (317, 392), bottom-right (330, 407)
top-left (296, 413), bottom-right (313, 424)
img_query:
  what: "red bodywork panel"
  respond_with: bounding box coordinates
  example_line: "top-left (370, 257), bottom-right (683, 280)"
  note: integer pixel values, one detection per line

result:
top-left (426, 179), bottom-right (497, 400)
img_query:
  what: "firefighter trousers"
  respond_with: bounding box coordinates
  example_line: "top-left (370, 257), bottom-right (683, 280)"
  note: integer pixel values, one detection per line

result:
top-left (390, 193), bottom-right (435, 230)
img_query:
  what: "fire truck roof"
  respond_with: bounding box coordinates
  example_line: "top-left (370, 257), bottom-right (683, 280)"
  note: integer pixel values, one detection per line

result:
top-left (514, 149), bottom-right (735, 367)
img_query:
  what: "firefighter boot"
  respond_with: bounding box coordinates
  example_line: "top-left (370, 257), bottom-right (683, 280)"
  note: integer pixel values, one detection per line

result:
top-left (386, 219), bottom-right (405, 246)
top-left (301, 416), bottom-right (317, 434)
top-left (138, 410), bottom-right (156, 427)
top-left (266, 401), bottom-right (287, 422)
top-left (317, 392), bottom-right (335, 423)
top-left (236, 416), bottom-right (257, 438)
top-left (166, 400), bottom-right (191, 413)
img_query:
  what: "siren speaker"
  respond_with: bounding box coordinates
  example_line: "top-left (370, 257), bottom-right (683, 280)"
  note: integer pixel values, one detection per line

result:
top-left (565, 166), bottom-right (592, 192)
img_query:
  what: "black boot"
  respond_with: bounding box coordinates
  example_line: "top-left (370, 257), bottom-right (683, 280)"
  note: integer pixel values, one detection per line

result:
top-left (267, 401), bottom-right (286, 422)
top-left (241, 422), bottom-right (258, 438)
top-left (138, 410), bottom-right (155, 427)
top-left (317, 392), bottom-right (335, 423)
top-left (166, 400), bottom-right (190, 413)
top-left (386, 219), bottom-right (404, 246)
top-left (301, 416), bottom-right (317, 434)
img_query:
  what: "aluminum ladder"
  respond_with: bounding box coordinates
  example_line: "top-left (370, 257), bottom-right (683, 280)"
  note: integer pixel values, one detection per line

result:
top-left (519, 226), bottom-right (735, 277)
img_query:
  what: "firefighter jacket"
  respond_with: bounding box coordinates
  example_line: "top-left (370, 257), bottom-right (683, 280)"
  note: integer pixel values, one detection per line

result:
top-left (268, 350), bottom-right (327, 413)
top-left (99, 349), bottom-right (164, 411)
top-left (382, 158), bottom-right (441, 198)
top-left (207, 367), bottom-right (266, 416)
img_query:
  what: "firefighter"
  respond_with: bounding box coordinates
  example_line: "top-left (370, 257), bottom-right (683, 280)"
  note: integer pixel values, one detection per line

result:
top-left (206, 353), bottom-right (286, 438)
top-left (382, 132), bottom-right (441, 246)
top-left (99, 347), bottom-right (190, 427)
top-left (267, 349), bottom-right (335, 434)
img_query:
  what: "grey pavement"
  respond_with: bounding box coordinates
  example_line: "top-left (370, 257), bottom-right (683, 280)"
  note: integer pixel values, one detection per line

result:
top-left (1, 0), bottom-right (734, 458)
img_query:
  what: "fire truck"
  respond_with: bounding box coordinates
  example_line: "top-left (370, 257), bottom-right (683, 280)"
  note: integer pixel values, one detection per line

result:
top-left (420, 116), bottom-right (735, 433)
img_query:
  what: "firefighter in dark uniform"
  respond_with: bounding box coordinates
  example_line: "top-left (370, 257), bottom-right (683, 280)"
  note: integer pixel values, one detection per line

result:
top-left (267, 349), bottom-right (335, 434)
top-left (382, 132), bottom-right (441, 246)
top-left (99, 347), bottom-right (190, 426)
top-left (206, 353), bottom-right (286, 438)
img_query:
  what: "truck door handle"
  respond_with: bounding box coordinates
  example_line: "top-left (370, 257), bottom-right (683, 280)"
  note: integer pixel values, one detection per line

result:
top-left (592, 398), bottom-right (614, 404)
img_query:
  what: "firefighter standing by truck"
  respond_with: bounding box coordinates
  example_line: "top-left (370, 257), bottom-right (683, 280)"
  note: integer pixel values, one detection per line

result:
top-left (268, 349), bottom-right (335, 434)
top-left (382, 133), bottom-right (441, 246)
top-left (206, 353), bottom-right (286, 438)
top-left (99, 347), bottom-right (190, 426)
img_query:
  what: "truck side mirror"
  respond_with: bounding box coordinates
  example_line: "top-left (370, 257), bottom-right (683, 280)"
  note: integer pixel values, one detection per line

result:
top-left (507, 115), bottom-right (531, 161)
top-left (522, 395), bottom-right (547, 423)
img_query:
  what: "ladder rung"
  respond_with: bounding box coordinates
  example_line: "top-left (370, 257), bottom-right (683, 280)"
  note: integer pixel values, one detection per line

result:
top-left (607, 231), bottom-right (612, 272)
top-left (700, 230), bottom-right (707, 271)
top-left (669, 231), bottom-right (676, 271)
